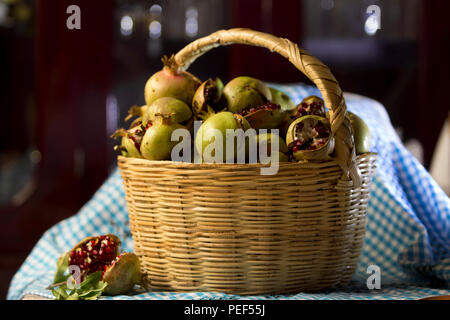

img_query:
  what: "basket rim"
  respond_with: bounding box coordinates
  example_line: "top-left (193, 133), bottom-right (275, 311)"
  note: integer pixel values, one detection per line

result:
top-left (117, 153), bottom-right (377, 169)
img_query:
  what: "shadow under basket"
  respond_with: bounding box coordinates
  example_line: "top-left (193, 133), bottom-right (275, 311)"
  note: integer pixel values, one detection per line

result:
top-left (117, 28), bottom-right (378, 295)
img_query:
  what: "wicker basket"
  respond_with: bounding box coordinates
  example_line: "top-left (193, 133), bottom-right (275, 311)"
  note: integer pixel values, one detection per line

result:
top-left (118, 28), bottom-right (377, 295)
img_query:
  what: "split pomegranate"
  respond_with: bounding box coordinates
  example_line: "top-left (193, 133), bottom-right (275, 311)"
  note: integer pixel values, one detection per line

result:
top-left (239, 102), bottom-right (280, 117)
top-left (112, 122), bottom-right (150, 159)
top-left (292, 96), bottom-right (326, 119)
top-left (69, 234), bottom-right (121, 274)
top-left (68, 234), bottom-right (142, 295)
top-left (286, 115), bottom-right (334, 160)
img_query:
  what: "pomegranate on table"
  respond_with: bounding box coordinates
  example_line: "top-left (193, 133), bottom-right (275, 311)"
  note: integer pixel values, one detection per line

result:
top-left (68, 234), bottom-right (142, 296)
top-left (50, 234), bottom-right (142, 297)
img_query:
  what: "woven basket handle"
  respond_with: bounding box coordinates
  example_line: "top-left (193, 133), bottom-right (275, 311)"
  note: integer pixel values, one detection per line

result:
top-left (174, 28), bottom-right (361, 187)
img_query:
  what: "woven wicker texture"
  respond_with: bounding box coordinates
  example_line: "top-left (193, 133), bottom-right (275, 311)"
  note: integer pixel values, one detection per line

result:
top-left (118, 29), bottom-right (377, 294)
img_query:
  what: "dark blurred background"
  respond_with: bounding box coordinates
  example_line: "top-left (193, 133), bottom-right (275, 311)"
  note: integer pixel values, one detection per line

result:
top-left (0, 0), bottom-right (449, 298)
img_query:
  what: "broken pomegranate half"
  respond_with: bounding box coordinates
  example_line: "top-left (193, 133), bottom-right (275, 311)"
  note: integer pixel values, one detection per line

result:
top-left (286, 115), bottom-right (334, 161)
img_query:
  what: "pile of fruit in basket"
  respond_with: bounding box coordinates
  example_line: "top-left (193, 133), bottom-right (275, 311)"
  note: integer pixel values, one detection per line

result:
top-left (112, 56), bottom-right (370, 163)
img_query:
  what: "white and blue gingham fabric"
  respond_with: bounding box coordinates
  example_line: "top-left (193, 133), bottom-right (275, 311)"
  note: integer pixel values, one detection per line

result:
top-left (7, 84), bottom-right (450, 300)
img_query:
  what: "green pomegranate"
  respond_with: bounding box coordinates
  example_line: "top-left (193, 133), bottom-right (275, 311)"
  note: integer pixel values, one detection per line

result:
top-left (325, 111), bottom-right (371, 155)
top-left (140, 116), bottom-right (184, 160)
top-left (195, 111), bottom-right (251, 163)
top-left (222, 76), bottom-right (272, 113)
top-left (142, 97), bottom-right (192, 127)
top-left (286, 115), bottom-right (334, 161)
top-left (270, 87), bottom-right (296, 112)
top-left (102, 252), bottom-right (142, 296)
top-left (251, 132), bottom-right (289, 163)
top-left (348, 112), bottom-right (370, 154)
top-left (255, 132), bottom-right (288, 153)
top-left (144, 55), bottom-right (201, 106)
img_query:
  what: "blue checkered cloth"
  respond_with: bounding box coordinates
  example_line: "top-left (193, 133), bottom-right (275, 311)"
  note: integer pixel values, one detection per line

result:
top-left (7, 84), bottom-right (450, 300)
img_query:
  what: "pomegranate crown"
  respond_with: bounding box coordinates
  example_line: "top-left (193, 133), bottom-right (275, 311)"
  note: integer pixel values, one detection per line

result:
top-left (153, 112), bottom-right (177, 125)
top-left (161, 55), bottom-right (181, 73)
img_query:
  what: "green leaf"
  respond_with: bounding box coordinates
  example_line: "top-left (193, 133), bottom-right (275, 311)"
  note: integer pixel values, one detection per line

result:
top-left (53, 252), bottom-right (70, 284)
top-left (50, 256), bottom-right (108, 300)
top-left (78, 289), bottom-right (102, 299)
top-left (76, 277), bottom-right (107, 299)
top-left (79, 271), bottom-right (102, 289)
top-left (51, 289), bottom-right (61, 300)
top-left (52, 286), bottom-right (69, 300)
top-left (84, 294), bottom-right (101, 300)
top-left (95, 281), bottom-right (108, 291)
top-left (66, 292), bottom-right (80, 300)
